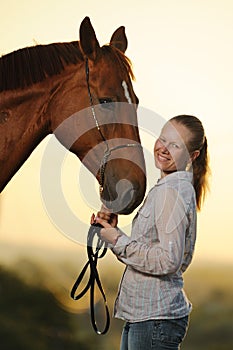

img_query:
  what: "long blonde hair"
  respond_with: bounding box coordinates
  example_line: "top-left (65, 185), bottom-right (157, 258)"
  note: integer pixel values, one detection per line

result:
top-left (170, 115), bottom-right (210, 210)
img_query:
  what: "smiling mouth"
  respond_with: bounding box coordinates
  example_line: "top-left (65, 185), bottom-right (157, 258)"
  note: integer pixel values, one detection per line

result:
top-left (157, 153), bottom-right (170, 162)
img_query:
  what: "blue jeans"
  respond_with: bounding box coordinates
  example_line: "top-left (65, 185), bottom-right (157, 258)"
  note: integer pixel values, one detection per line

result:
top-left (120, 316), bottom-right (189, 350)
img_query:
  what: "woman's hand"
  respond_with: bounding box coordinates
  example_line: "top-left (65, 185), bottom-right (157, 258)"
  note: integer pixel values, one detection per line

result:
top-left (91, 204), bottom-right (118, 227)
top-left (95, 217), bottom-right (121, 245)
top-left (90, 205), bottom-right (120, 245)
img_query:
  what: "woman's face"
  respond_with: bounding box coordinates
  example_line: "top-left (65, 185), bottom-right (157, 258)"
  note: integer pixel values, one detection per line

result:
top-left (154, 121), bottom-right (192, 176)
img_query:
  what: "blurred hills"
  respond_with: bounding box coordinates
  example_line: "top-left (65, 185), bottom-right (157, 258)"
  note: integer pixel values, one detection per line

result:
top-left (0, 243), bottom-right (232, 349)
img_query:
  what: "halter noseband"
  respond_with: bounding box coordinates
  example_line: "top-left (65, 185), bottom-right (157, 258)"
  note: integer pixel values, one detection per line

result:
top-left (85, 58), bottom-right (141, 194)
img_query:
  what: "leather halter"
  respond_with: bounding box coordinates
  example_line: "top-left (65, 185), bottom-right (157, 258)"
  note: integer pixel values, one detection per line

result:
top-left (85, 58), bottom-right (141, 194)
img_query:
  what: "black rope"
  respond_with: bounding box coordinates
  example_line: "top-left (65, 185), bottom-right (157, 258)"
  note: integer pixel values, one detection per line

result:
top-left (70, 224), bottom-right (110, 335)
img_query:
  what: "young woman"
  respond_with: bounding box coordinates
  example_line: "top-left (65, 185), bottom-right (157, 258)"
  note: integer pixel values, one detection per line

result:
top-left (92, 115), bottom-right (210, 350)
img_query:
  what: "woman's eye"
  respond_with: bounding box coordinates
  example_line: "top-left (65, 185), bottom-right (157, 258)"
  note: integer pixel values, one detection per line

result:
top-left (172, 143), bottom-right (179, 148)
top-left (159, 137), bottom-right (166, 143)
top-left (99, 98), bottom-right (114, 110)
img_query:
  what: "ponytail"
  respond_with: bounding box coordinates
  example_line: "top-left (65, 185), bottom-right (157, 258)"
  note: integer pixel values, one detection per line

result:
top-left (192, 136), bottom-right (210, 210)
top-left (170, 115), bottom-right (211, 211)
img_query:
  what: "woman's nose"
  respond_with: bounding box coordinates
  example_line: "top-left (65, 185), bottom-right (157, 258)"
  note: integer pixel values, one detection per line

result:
top-left (160, 143), bottom-right (169, 153)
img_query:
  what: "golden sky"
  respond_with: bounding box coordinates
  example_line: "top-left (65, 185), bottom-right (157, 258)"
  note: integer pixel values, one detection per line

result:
top-left (0, 0), bottom-right (233, 264)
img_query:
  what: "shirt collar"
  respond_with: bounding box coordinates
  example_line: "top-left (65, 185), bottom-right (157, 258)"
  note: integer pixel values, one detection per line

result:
top-left (156, 171), bottom-right (193, 186)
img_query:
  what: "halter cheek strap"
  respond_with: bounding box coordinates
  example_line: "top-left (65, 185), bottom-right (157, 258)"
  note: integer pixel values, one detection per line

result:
top-left (85, 58), bottom-right (141, 194)
top-left (85, 59), bottom-right (107, 144)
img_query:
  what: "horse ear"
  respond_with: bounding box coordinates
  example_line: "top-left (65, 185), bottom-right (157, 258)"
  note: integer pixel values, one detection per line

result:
top-left (110, 26), bottom-right (128, 53)
top-left (79, 17), bottom-right (100, 61)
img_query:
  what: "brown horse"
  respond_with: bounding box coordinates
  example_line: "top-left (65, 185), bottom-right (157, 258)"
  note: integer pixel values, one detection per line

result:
top-left (0, 17), bottom-right (146, 215)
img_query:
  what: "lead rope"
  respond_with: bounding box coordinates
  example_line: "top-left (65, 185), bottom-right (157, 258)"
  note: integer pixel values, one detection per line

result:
top-left (70, 59), bottom-right (140, 334)
top-left (70, 60), bottom-right (110, 334)
top-left (70, 223), bottom-right (110, 334)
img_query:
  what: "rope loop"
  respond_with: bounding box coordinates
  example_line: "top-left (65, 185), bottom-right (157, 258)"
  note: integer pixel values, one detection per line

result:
top-left (71, 224), bottom-right (110, 335)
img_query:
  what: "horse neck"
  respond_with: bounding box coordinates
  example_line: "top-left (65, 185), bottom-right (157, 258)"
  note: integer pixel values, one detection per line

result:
top-left (0, 79), bottom-right (59, 192)
top-left (0, 61), bottom-right (86, 192)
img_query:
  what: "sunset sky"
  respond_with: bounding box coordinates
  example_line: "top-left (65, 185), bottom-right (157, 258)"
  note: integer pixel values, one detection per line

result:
top-left (0, 0), bottom-right (233, 265)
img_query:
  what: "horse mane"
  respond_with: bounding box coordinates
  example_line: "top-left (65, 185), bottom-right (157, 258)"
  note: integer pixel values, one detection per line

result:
top-left (0, 41), bottom-right (135, 93)
top-left (102, 45), bottom-right (135, 81)
top-left (0, 41), bottom-right (83, 92)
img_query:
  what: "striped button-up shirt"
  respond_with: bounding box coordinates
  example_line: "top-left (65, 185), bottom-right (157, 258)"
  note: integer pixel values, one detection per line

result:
top-left (112, 171), bottom-right (197, 322)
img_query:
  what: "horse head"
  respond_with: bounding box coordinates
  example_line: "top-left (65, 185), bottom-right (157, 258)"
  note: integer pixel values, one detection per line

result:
top-left (0, 17), bottom-right (146, 215)
top-left (77, 18), bottom-right (146, 214)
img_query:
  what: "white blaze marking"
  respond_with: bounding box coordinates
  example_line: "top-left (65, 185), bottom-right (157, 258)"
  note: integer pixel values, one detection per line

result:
top-left (122, 80), bottom-right (132, 104)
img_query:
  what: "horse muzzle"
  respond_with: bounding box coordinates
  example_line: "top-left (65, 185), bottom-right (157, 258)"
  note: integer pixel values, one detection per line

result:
top-left (100, 171), bottom-right (146, 215)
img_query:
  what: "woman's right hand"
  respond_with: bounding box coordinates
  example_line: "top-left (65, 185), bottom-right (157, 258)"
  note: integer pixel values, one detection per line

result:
top-left (91, 204), bottom-right (118, 227)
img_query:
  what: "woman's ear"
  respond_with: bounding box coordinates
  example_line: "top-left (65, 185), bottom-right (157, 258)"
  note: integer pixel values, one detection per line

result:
top-left (191, 150), bottom-right (200, 162)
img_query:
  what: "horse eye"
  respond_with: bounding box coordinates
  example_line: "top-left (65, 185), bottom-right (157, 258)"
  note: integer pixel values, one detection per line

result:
top-left (99, 98), bottom-right (114, 110)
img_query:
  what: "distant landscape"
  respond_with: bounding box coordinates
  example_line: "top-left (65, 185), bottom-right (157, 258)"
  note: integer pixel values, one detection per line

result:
top-left (0, 243), bottom-right (232, 349)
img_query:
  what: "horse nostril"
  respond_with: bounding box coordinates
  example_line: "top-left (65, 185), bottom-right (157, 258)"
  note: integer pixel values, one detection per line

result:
top-left (115, 188), bottom-right (137, 214)
top-left (121, 188), bottom-right (135, 210)
top-left (102, 179), bottom-right (136, 214)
